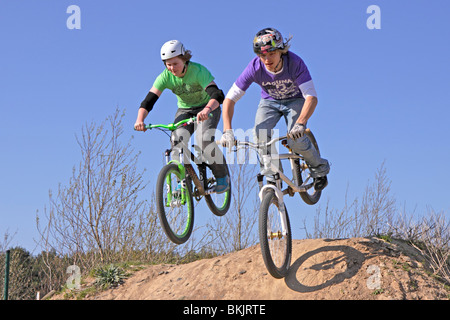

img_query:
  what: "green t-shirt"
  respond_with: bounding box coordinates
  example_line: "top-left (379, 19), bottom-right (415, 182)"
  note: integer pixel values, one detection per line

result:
top-left (153, 62), bottom-right (214, 109)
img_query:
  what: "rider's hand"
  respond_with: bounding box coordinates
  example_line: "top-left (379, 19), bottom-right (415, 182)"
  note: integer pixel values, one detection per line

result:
top-left (134, 121), bottom-right (147, 132)
top-left (288, 123), bottom-right (306, 140)
top-left (220, 129), bottom-right (235, 149)
top-left (197, 106), bottom-right (211, 123)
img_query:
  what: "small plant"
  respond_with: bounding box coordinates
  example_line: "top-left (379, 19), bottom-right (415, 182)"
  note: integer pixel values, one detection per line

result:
top-left (94, 264), bottom-right (127, 289)
top-left (372, 288), bottom-right (384, 295)
top-left (377, 233), bottom-right (393, 243)
top-left (402, 262), bottom-right (411, 272)
top-left (408, 280), bottom-right (418, 291)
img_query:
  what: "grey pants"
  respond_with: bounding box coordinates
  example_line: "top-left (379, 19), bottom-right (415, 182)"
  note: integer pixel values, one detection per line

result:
top-left (171, 107), bottom-right (228, 179)
top-left (254, 98), bottom-right (330, 180)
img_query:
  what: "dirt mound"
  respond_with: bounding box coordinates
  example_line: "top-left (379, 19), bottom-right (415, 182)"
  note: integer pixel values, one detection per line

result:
top-left (84, 237), bottom-right (448, 300)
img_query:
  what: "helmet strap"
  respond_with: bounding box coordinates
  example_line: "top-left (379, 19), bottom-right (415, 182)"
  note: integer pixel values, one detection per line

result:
top-left (274, 56), bottom-right (283, 72)
top-left (181, 60), bottom-right (190, 75)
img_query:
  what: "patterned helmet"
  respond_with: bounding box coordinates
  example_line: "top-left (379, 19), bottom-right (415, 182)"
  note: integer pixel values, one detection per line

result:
top-left (253, 28), bottom-right (284, 54)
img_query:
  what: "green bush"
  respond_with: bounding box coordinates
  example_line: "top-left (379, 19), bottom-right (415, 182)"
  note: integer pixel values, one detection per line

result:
top-left (94, 264), bottom-right (127, 289)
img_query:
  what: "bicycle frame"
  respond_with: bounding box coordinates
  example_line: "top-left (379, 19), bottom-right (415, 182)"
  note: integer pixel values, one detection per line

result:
top-left (234, 133), bottom-right (315, 237)
top-left (142, 114), bottom-right (231, 244)
top-left (166, 146), bottom-right (217, 198)
top-left (235, 135), bottom-right (313, 192)
top-left (144, 115), bottom-right (218, 199)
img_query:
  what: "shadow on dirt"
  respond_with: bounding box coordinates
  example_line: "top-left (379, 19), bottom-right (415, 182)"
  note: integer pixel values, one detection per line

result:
top-left (284, 243), bottom-right (366, 293)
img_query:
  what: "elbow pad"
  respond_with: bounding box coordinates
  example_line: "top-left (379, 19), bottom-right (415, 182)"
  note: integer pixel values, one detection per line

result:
top-left (205, 85), bottom-right (225, 104)
top-left (140, 91), bottom-right (159, 112)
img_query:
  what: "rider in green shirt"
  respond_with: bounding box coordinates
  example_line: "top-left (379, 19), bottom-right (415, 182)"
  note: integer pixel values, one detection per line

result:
top-left (134, 40), bottom-right (229, 193)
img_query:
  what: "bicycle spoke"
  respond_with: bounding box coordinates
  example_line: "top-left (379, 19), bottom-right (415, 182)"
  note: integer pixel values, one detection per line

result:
top-left (156, 164), bottom-right (194, 244)
top-left (259, 191), bottom-right (291, 278)
top-left (164, 172), bottom-right (190, 236)
top-left (267, 204), bottom-right (289, 269)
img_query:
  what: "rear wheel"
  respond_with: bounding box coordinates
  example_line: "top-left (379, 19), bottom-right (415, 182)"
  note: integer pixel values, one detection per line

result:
top-left (156, 163), bottom-right (194, 244)
top-left (259, 190), bottom-right (292, 278)
top-left (298, 129), bottom-right (322, 205)
top-left (204, 160), bottom-right (232, 217)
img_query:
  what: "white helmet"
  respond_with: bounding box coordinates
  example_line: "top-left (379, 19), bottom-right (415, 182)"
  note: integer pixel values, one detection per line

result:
top-left (160, 40), bottom-right (186, 61)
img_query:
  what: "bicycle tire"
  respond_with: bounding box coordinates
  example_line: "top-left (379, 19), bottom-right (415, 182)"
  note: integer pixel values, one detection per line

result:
top-left (156, 163), bottom-right (194, 244)
top-left (205, 186), bottom-right (232, 216)
top-left (204, 159), bottom-right (232, 216)
top-left (259, 190), bottom-right (292, 279)
top-left (298, 129), bottom-right (322, 205)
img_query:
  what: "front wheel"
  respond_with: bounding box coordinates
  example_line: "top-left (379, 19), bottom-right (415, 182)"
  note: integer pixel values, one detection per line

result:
top-left (259, 190), bottom-right (292, 278)
top-left (156, 163), bottom-right (194, 244)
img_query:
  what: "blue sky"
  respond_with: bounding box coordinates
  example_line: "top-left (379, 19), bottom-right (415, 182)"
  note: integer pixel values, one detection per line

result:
top-left (1, 0), bottom-right (449, 252)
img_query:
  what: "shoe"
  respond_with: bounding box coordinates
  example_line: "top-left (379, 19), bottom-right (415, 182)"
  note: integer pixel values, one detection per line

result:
top-left (314, 176), bottom-right (328, 191)
top-left (215, 176), bottom-right (230, 194)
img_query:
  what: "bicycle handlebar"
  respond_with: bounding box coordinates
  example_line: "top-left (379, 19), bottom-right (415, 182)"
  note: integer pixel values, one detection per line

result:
top-left (220, 128), bottom-right (311, 150)
top-left (235, 135), bottom-right (288, 149)
top-left (144, 116), bottom-right (196, 131)
top-left (136, 113), bottom-right (213, 132)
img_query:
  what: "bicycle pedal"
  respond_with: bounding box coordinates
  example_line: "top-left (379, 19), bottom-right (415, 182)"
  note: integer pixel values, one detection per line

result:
top-left (204, 187), bottom-right (216, 195)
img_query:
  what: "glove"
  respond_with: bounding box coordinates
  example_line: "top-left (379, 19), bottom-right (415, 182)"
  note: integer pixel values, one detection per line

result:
top-left (220, 129), bottom-right (235, 148)
top-left (289, 123), bottom-right (306, 140)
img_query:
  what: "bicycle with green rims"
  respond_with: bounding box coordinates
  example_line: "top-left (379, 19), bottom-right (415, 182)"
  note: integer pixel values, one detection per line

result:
top-left (140, 115), bottom-right (231, 245)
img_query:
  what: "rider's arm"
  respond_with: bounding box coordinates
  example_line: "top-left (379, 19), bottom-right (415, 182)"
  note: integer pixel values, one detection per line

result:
top-left (296, 95), bottom-right (318, 125)
top-left (222, 98), bottom-right (235, 131)
top-left (140, 87), bottom-right (162, 112)
top-left (296, 79), bottom-right (318, 125)
top-left (197, 82), bottom-right (223, 122)
top-left (135, 87), bottom-right (162, 130)
top-left (222, 82), bottom-right (245, 130)
top-left (204, 81), bottom-right (224, 112)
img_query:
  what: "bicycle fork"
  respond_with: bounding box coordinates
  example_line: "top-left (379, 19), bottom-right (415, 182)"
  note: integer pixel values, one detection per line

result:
top-left (257, 173), bottom-right (289, 238)
top-left (164, 148), bottom-right (188, 207)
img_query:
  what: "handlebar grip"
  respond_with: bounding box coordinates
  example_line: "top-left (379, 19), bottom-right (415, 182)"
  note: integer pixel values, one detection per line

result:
top-left (286, 128), bottom-right (311, 139)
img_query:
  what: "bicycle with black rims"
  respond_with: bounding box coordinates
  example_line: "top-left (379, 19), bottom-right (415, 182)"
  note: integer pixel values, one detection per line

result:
top-left (139, 115), bottom-right (231, 244)
top-left (230, 129), bottom-right (322, 278)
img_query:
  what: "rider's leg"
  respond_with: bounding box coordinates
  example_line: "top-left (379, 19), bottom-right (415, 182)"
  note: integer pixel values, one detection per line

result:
top-left (194, 107), bottom-right (229, 193)
top-left (171, 108), bottom-right (195, 163)
top-left (282, 98), bottom-right (330, 180)
top-left (254, 99), bottom-right (284, 183)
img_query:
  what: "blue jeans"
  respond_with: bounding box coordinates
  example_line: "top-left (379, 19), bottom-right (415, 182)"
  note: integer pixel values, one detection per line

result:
top-left (253, 98), bottom-right (330, 180)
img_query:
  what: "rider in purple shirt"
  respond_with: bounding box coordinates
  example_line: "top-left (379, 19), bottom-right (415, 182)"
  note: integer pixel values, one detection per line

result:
top-left (221, 27), bottom-right (329, 190)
